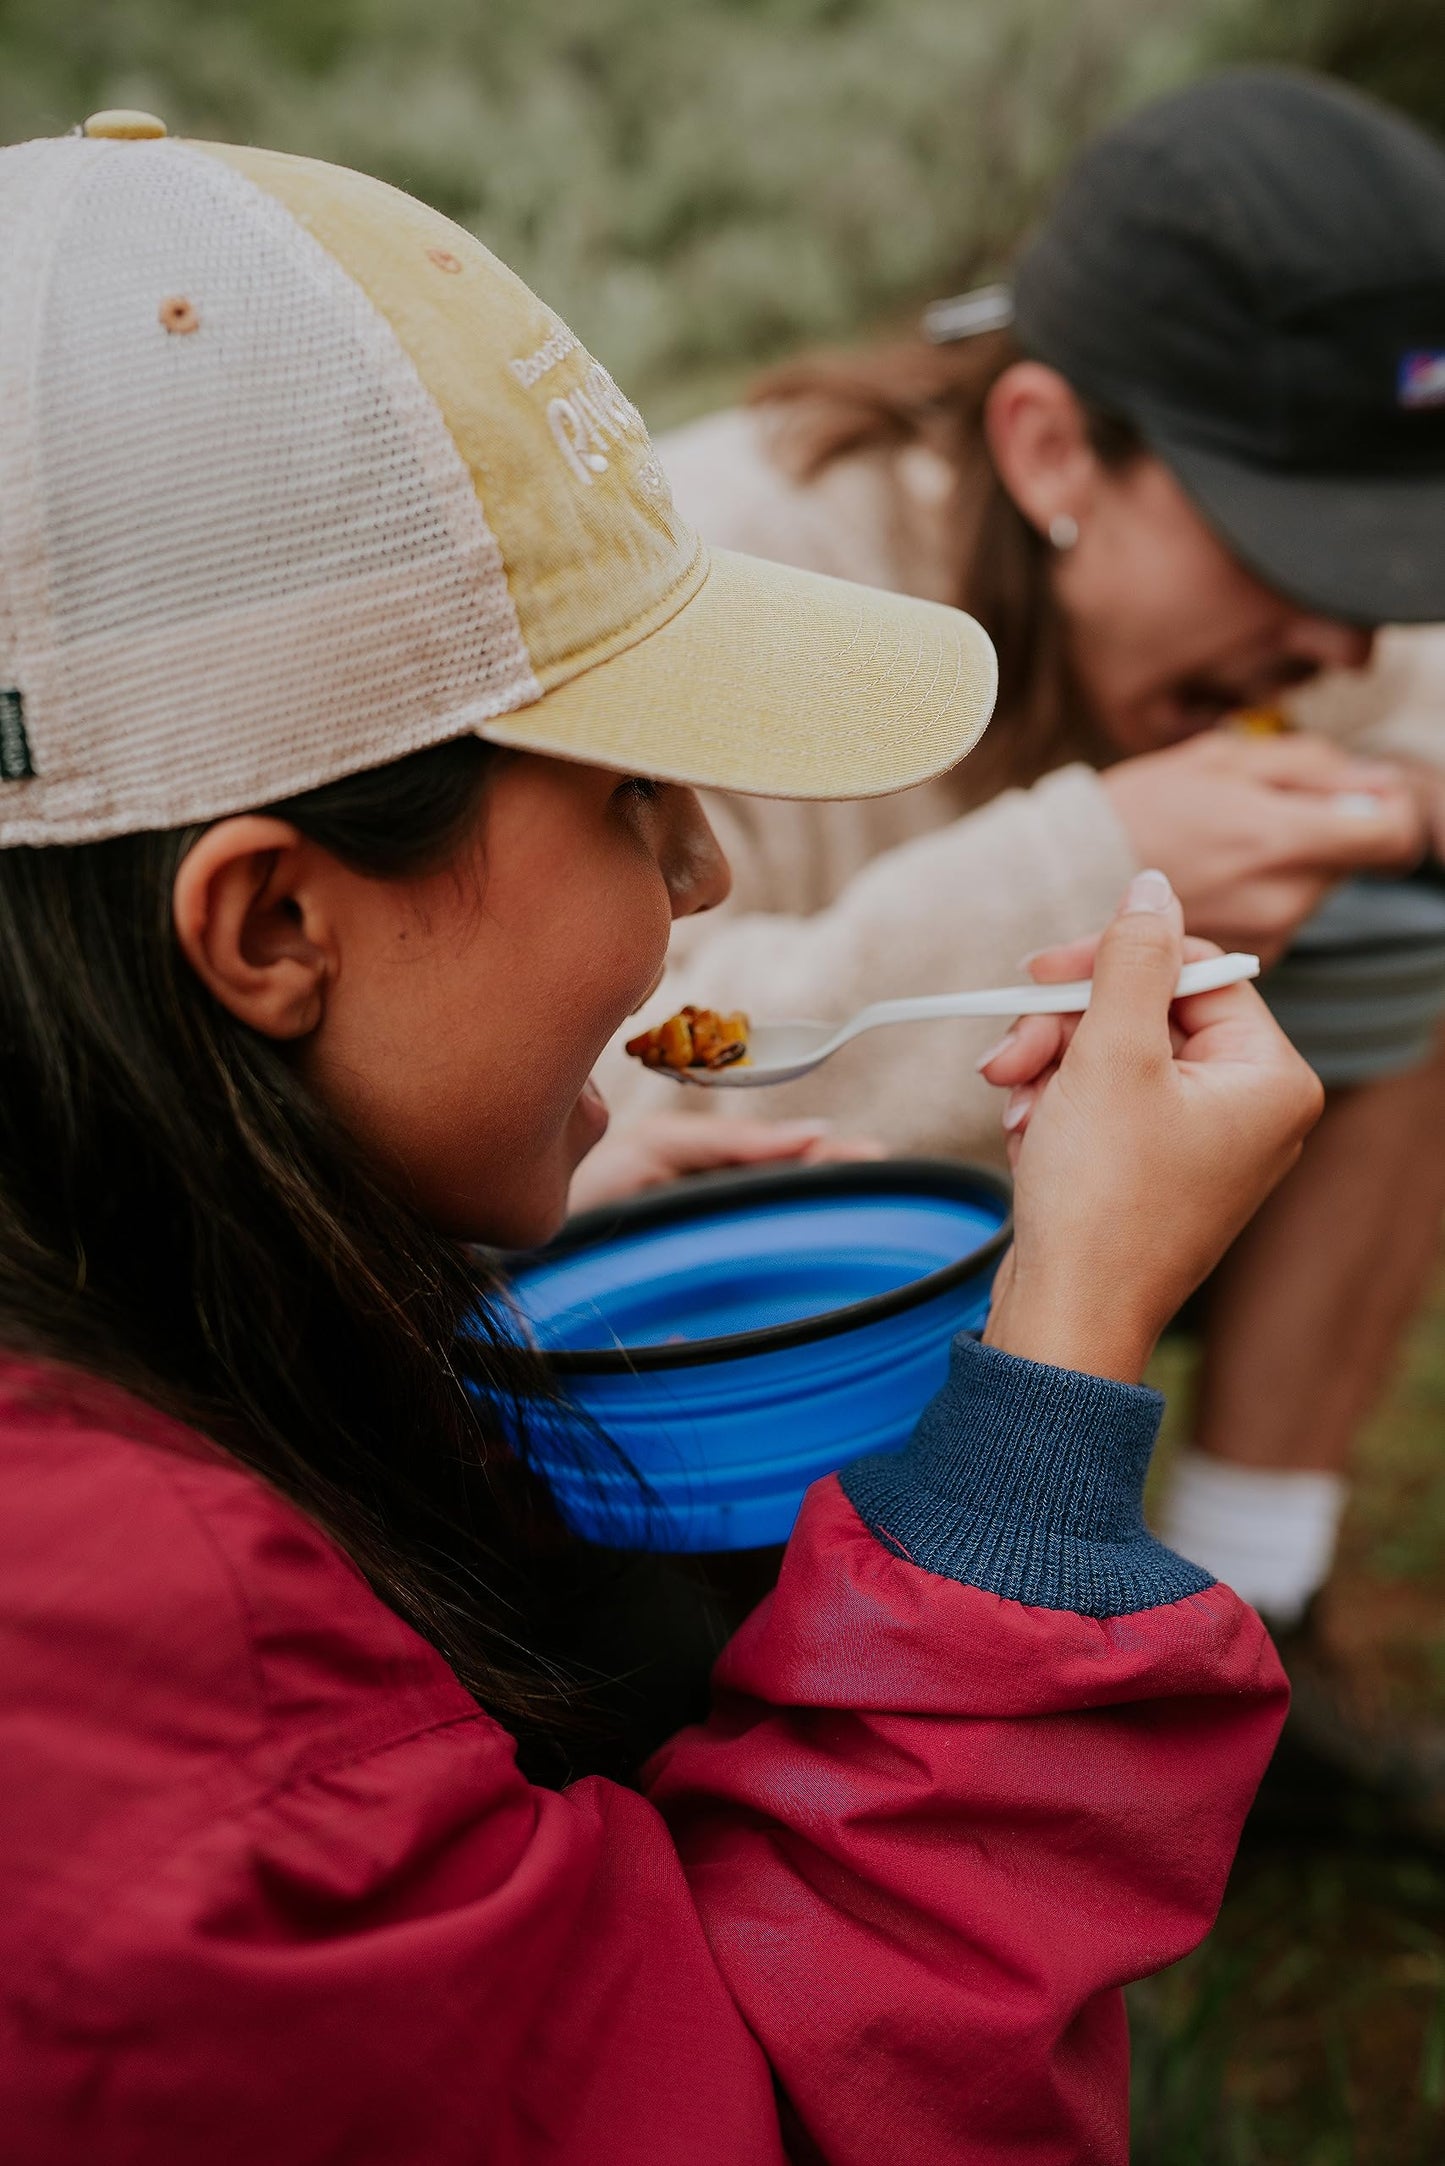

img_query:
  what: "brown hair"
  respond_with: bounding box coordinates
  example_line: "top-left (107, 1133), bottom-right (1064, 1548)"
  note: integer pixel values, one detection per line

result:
top-left (748, 329), bottom-right (1143, 792)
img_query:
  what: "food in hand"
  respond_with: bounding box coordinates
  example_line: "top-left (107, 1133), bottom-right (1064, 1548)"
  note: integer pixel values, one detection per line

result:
top-left (626, 1006), bottom-right (750, 1072)
top-left (1231, 705), bottom-right (1292, 735)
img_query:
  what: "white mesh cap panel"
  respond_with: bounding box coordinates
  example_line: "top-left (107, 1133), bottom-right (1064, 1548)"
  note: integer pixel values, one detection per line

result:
top-left (0, 138), bottom-right (540, 843)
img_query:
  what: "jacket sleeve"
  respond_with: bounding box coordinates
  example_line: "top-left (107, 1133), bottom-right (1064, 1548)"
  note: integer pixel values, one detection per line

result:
top-left (646, 1337), bottom-right (1287, 2163)
top-left (31, 1344), bottom-right (1282, 2166)
top-left (595, 766), bottom-right (1137, 1164)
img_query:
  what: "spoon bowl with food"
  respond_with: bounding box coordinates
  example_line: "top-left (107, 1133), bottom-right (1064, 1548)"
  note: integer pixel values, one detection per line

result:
top-left (626, 954), bottom-right (1262, 1090)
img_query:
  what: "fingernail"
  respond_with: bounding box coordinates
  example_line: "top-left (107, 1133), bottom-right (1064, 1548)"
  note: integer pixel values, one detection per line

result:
top-left (974, 1027), bottom-right (1020, 1071)
top-left (1121, 868), bottom-right (1174, 915)
top-left (1017, 950), bottom-right (1044, 972)
top-left (1332, 790), bottom-right (1383, 818)
top-left (1002, 1086), bottom-right (1034, 1133)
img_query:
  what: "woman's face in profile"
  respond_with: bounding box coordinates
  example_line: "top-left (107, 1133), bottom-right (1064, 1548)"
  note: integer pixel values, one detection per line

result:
top-left (984, 362), bottom-right (1376, 757)
top-left (1052, 451), bottom-right (1376, 756)
top-left (173, 757), bottom-right (731, 1253)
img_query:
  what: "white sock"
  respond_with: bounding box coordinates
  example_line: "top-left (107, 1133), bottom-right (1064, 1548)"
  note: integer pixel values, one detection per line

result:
top-left (1158, 1449), bottom-right (1348, 1630)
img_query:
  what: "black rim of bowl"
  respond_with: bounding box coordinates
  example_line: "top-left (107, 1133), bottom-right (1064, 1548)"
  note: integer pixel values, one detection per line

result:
top-left (506, 1157), bottom-right (1012, 1374)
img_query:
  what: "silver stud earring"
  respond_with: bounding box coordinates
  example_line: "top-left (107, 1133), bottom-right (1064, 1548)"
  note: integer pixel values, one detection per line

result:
top-left (1047, 512), bottom-right (1080, 550)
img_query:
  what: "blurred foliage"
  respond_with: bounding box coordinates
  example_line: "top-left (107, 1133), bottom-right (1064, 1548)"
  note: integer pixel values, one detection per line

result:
top-left (1214, 0), bottom-right (1445, 138)
top-left (0, 0), bottom-right (1214, 406)
top-left (6, 0), bottom-right (1442, 415)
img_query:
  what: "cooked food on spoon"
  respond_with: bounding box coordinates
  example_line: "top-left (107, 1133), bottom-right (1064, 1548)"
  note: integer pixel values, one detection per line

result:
top-left (627, 1005), bottom-right (751, 1073)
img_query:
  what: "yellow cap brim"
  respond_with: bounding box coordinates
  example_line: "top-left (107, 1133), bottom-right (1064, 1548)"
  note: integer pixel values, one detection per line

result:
top-left (481, 546), bottom-right (997, 799)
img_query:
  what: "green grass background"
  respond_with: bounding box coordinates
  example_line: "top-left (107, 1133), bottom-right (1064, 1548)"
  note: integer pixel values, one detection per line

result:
top-left (7, 0), bottom-right (1445, 2154)
top-left (1134, 1289), bottom-right (1445, 2165)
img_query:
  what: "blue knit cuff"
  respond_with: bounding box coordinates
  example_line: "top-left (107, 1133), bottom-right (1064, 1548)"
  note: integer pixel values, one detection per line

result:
top-left (839, 1336), bottom-right (1212, 1618)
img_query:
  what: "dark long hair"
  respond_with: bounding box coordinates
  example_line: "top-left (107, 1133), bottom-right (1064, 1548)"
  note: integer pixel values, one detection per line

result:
top-left (0, 736), bottom-right (668, 1780)
top-left (749, 329), bottom-right (1143, 793)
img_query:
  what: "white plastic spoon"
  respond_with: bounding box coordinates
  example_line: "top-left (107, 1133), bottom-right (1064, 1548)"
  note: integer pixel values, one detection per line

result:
top-left (663, 951), bottom-right (1261, 1090)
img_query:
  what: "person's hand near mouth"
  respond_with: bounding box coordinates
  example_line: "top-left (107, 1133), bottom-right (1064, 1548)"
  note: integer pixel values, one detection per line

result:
top-left (1099, 728), bottom-right (1425, 963)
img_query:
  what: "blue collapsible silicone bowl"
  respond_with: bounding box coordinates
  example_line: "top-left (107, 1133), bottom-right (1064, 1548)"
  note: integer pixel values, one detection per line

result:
top-left (509, 1159), bottom-right (1010, 1553)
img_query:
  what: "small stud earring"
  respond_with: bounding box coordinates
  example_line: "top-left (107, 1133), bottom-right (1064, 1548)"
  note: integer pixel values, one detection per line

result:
top-left (1047, 512), bottom-right (1080, 550)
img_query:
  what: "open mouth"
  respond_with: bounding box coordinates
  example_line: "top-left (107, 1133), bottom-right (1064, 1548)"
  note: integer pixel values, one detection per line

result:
top-left (1167, 659), bottom-right (1324, 738)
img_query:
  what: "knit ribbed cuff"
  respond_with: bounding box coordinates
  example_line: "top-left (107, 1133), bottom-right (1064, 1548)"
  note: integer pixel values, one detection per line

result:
top-left (840, 1336), bottom-right (1213, 1618)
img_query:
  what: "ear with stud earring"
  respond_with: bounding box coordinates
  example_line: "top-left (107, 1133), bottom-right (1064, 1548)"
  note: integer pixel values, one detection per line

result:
top-left (1047, 513), bottom-right (1080, 550)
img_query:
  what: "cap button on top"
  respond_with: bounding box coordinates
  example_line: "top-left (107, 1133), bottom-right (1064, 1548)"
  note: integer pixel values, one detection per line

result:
top-left (82, 111), bottom-right (167, 141)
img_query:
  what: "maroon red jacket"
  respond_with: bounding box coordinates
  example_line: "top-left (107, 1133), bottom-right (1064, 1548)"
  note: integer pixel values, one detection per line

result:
top-left (0, 1339), bottom-right (1285, 2163)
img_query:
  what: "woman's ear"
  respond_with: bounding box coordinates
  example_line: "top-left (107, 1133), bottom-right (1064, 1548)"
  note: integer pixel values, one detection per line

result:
top-left (172, 817), bottom-right (336, 1040)
top-left (983, 360), bottom-right (1098, 537)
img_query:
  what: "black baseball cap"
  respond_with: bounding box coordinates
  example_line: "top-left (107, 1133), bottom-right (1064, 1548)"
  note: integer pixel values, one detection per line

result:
top-left (1012, 68), bottom-right (1445, 625)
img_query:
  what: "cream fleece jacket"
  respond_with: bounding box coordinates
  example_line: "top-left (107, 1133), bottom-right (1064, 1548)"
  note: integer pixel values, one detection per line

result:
top-left (597, 407), bottom-right (1445, 1165)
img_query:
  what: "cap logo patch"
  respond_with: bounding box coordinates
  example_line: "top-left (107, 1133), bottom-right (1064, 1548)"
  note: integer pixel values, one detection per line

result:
top-left (539, 359), bottom-right (668, 500)
top-left (0, 690), bottom-right (32, 781)
top-left (1398, 351), bottom-right (1445, 410)
top-left (509, 322), bottom-right (579, 389)
top-left (510, 327), bottom-right (668, 498)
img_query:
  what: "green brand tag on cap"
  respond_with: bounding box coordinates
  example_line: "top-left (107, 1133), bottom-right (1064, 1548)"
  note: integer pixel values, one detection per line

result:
top-left (0, 689), bottom-right (33, 780)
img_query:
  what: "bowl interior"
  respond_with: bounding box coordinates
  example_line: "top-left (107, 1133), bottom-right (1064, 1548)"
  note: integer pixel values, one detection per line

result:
top-left (512, 1168), bottom-right (1007, 1359)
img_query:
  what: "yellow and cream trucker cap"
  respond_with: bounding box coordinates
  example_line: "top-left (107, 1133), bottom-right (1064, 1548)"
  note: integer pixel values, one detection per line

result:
top-left (0, 113), bottom-right (997, 846)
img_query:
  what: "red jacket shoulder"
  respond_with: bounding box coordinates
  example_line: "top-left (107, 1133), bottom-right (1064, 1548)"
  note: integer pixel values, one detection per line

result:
top-left (0, 1358), bottom-right (481, 1988)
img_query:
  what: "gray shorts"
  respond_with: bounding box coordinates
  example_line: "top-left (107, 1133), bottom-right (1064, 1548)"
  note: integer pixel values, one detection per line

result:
top-left (1261, 874), bottom-right (1445, 1088)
